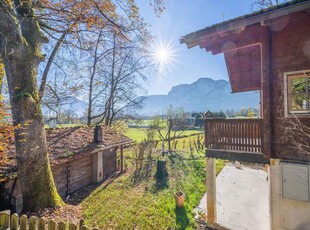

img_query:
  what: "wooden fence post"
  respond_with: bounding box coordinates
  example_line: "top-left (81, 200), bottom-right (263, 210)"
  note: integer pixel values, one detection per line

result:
top-left (0, 211), bottom-right (100, 230)
top-left (69, 223), bottom-right (78, 230)
top-left (58, 221), bottom-right (66, 230)
top-left (38, 217), bottom-right (46, 230)
top-left (80, 225), bottom-right (89, 230)
top-left (48, 220), bottom-right (56, 230)
top-left (0, 210), bottom-right (10, 228)
top-left (20, 215), bottom-right (28, 230)
top-left (120, 145), bottom-right (124, 172)
top-left (29, 216), bottom-right (37, 230)
top-left (11, 213), bottom-right (19, 230)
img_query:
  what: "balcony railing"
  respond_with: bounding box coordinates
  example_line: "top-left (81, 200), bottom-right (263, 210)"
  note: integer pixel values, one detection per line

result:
top-left (205, 118), bottom-right (263, 153)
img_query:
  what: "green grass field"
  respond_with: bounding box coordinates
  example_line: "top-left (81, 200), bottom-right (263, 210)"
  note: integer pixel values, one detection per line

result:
top-left (82, 149), bottom-right (225, 229)
top-left (57, 121), bottom-right (225, 229)
top-left (125, 128), bottom-right (203, 143)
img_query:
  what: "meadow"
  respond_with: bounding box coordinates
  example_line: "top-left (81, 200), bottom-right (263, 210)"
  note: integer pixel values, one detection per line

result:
top-left (125, 127), bottom-right (203, 142)
top-left (81, 125), bottom-right (225, 229)
top-left (82, 149), bottom-right (225, 229)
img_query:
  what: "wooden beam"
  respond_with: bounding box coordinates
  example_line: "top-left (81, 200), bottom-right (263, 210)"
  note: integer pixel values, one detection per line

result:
top-left (206, 157), bottom-right (217, 225)
top-left (202, 25), bottom-right (266, 55)
top-left (261, 27), bottom-right (272, 159)
top-left (120, 145), bottom-right (124, 172)
top-left (224, 46), bottom-right (262, 92)
top-left (206, 149), bottom-right (269, 164)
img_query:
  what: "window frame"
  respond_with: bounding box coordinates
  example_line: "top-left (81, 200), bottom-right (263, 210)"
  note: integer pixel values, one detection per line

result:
top-left (284, 70), bottom-right (310, 117)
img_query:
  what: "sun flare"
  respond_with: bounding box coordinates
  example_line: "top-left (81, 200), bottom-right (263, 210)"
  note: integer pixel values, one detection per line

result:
top-left (156, 48), bottom-right (170, 64)
top-left (151, 39), bottom-right (176, 67)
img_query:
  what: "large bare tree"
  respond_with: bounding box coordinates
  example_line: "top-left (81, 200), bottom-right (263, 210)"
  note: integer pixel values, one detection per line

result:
top-left (85, 28), bottom-right (153, 126)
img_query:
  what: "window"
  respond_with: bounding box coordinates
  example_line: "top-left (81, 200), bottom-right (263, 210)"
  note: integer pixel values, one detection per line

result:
top-left (285, 70), bottom-right (310, 115)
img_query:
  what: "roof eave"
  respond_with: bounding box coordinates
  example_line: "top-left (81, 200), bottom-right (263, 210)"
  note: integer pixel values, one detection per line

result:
top-left (180, 1), bottom-right (310, 48)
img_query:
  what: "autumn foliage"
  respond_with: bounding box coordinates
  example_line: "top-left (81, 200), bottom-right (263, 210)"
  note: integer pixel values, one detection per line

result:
top-left (0, 101), bottom-right (14, 166)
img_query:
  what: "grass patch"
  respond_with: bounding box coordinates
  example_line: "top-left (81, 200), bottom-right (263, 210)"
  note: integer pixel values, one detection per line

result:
top-left (82, 150), bottom-right (225, 229)
top-left (125, 128), bottom-right (203, 142)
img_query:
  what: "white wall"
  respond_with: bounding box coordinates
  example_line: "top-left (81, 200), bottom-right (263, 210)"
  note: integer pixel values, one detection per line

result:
top-left (270, 159), bottom-right (310, 230)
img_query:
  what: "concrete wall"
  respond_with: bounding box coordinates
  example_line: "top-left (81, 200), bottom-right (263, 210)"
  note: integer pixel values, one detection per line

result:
top-left (270, 159), bottom-right (310, 230)
top-left (93, 151), bottom-right (104, 183)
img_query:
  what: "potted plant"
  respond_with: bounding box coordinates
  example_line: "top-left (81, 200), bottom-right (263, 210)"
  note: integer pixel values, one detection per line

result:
top-left (174, 163), bottom-right (185, 208)
top-left (174, 190), bottom-right (185, 208)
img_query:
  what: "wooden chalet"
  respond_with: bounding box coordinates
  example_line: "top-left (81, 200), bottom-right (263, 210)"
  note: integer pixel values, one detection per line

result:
top-left (181, 0), bottom-right (310, 229)
top-left (0, 126), bottom-right (134, 213)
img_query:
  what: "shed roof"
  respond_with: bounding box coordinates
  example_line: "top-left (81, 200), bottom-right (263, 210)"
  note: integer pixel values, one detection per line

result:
top-left (46, 126), bottom-right (134, 164)
top-left (0, 126), bottom-right (134, 182)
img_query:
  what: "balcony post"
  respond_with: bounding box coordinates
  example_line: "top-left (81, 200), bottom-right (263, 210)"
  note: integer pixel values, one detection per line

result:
top-left (206, 157), bottom-right (217, 225)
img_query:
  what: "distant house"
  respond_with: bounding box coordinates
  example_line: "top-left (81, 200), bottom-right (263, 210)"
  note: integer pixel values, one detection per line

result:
top-left (191, 113), bottom-right (204, 128)
top-left (0, 126), bottom-right (134, 212)
top-left (181, 0), bottom-right (310, 229)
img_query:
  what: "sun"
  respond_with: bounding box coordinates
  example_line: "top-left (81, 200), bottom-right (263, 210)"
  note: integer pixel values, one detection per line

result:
top-left (155, 47), bottom-right (170, 64)
top-left (151, 39), bottom-right (176, 68)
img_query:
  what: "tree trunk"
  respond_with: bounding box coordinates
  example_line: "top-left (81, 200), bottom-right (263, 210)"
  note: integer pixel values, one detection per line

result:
top-left (0, 63), bottom-right (3, 97)
top-left (87, 73), bottom-right (94, 126)
top-left (167, 119), bottom-right (172, 152)
top-left (4, 47), bottom-right (63, 211)
top-left (0, 2), bottom-right (63, 209)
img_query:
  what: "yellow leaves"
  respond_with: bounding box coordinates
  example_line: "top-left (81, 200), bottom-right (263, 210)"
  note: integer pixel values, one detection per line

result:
top-left (17, 138), bottom-right (27, 143)
top-left (3, 0), bottom-right (14, 9)
top-left (70, 85), bottom-right (81, 93)
top-left (0, 62), bottom-right (4, 79)
top-left (0, 99), bottom-right (17, 164)
top-left (0, 118), bottom-right (13, 164)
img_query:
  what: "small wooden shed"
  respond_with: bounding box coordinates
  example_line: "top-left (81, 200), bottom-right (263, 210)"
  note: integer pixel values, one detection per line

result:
top-left (0, 125), bottom-right (134, 212)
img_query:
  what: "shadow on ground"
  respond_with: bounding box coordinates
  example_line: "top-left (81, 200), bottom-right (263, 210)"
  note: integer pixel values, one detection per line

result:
top-left (66, 171), bottom-right (122, 205)
top-left (175, 207), bottom-right (189, 229)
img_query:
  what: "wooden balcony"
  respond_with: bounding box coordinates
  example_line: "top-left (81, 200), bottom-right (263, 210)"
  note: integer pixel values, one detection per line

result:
top-left (205, 118), bottom-right (269, 163)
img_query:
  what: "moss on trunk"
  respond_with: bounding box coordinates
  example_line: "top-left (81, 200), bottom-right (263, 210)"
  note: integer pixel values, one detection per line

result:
top-left (1, 4), bottom-right (63, 209)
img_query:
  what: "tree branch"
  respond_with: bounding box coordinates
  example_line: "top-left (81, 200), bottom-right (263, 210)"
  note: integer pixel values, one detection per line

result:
top-left (39, 25), bottom-right (75, 100)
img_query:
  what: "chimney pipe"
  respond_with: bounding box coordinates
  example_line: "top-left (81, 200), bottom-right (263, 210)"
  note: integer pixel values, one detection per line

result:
top-left (94, 125), bottom-right (103, 143)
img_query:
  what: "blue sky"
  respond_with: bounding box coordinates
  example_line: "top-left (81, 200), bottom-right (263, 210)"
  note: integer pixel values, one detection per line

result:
top-left (136, 0), bottom-right (260, 95)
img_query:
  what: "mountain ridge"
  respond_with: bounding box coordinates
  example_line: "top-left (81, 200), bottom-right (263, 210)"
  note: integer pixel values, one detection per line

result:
top-left (141, 77), bottom-right (260, 115)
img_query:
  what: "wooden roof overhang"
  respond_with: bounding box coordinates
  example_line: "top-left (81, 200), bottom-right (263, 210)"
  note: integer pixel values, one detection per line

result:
top-left (200, 25), bottom-right (265, 93)
top-left (180, 0), bottom-right (310, 93)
